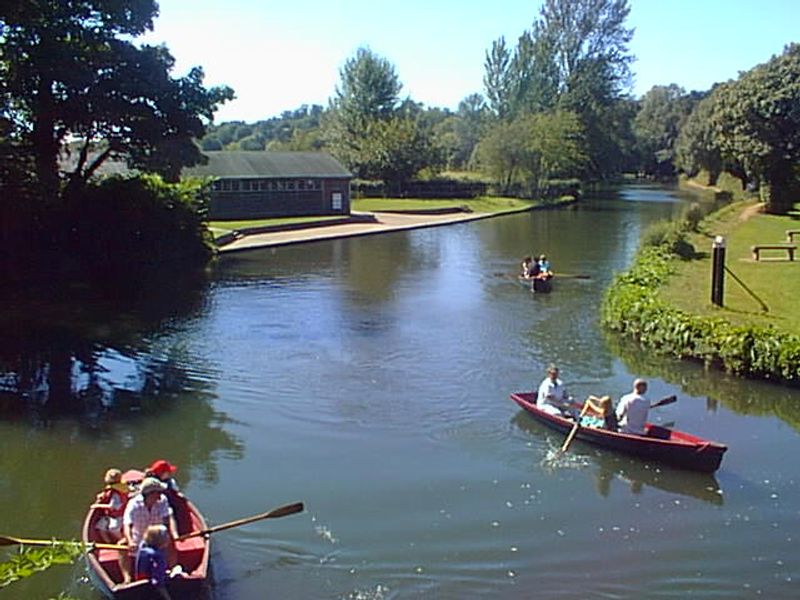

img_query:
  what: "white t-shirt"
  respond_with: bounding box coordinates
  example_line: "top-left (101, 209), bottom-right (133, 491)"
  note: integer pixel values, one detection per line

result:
top-left (537, 377), bottom-right (569, 414)
top-left (616, 392), bottom-right (649, 434)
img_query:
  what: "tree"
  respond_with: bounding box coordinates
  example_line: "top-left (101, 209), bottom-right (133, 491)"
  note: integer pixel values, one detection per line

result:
top-left (481, 0), bottom-right (635, 179)
top-left (674, 92), bottom-right (723, 183)
top-left (707, 44), bottom-right (800, 212)
top-left (633, 84), bottom-right (696, 177)
top-left (0, 1), bottom-right (234, 200)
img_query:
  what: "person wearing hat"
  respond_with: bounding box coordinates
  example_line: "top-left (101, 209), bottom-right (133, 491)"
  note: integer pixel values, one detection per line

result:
top-left (536, 365), bottom-right (573, 416)
top-left (616, 378), bottom-right (650, 435)
top-left (145, 459), bottom-right (191, 536)
top-left (120, 477), bottom-right (177, 583)
top-left (91, 468), bottom-right (129, 543)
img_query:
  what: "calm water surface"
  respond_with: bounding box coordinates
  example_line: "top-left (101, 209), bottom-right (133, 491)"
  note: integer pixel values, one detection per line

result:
top-left (2, 185), bottom-right (799, 599)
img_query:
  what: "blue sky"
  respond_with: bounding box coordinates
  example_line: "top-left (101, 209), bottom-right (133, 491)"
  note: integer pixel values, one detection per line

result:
top-left (143, 0), bottom-right (800, 123)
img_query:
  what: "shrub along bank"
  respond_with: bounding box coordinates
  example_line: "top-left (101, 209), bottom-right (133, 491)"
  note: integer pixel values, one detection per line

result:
top-left (601, 201), bottom-right (800, 386)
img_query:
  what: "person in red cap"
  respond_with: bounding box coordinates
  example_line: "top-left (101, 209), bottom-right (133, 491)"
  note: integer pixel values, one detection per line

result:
top-left (145, 459), bottom-right (192, 535)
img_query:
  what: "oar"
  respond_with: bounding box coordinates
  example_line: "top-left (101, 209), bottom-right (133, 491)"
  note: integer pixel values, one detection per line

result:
top-left (554, 273), bottom-right (591, 280)
top-left (651, 395), bottom-right (677, 409)
top-left (560, 403), bottom-right (591, 453)
top-left (177, 501), bottom-right (304, 541)
top-left (0, 535), bottom-right (127, 551)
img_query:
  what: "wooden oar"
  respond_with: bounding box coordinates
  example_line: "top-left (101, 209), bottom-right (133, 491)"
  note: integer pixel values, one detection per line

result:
top-left (560, 403), bottom-right (591, 453)
top-left (651, 395), bottom-right (677, 409)
top-left (177, 501), bottom-right (304, 541)
top-left (0, 535), bottom-right (127, 551)
top-left (554, 273), bottom-right (591, 280)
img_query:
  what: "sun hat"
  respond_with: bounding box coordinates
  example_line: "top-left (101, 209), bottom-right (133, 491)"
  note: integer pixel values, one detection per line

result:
top-left (139, 477), bottom-right (167, 496)
top-left (148, 459), bottom-right (178, 476)
top-left (104, 468), bottom-right (122, 485)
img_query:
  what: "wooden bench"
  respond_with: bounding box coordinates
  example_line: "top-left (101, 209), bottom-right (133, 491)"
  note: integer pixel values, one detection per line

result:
top-left (786, 229), bottom-right (800, 242)
top-left (751, 243), bottom-right (797, 261)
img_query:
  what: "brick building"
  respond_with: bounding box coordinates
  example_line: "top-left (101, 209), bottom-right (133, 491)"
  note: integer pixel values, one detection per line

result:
top-left (185, 151), bottom-right (352, 220)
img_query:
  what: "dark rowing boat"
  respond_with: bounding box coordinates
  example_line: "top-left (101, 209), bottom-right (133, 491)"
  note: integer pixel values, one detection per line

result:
top-left (82, 470), bottom-right (210, 599)
top-left (509, 392), bottom-right (727, 473)
top-left (517, 275), bottom-right (553, 293)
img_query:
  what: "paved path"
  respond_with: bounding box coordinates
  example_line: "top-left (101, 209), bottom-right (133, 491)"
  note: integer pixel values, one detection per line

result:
top-left (218, 211), bottom-right (497, 253)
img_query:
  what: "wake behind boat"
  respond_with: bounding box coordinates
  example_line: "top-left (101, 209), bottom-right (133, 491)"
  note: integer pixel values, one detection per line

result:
top-left (510, 392), bottom-right (727, 473)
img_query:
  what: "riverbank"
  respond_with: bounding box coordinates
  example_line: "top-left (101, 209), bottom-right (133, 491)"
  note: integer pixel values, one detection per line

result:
top-left (215, 196), bottom-right (576, 253)
top-left (601, 178), bottom-right (800, 385)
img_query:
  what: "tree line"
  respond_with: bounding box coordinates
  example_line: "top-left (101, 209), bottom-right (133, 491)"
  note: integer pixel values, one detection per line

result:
top-left (202, 1), bottom-right (799, 212)
top-left (2, 0), bottom-right (799, 283)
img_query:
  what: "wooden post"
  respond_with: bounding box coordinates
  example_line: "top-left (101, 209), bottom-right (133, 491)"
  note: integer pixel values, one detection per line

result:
top-left (711, 236), bottom-right (726, 307)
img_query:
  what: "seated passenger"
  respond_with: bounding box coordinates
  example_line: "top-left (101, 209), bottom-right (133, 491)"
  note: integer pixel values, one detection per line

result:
top-left (91, 468), bottom-right (129, 543)
top-left (145, 459), bottom-right (192, 536)
top-left (538, 254), bottom-right (552, 278)
top-left (580, 395), bottom-right (619, 431)
top-left (135, 524), bottom-right (173, 599)
top-left (520, 256), bottom-right (534, 278)
top-left (536, 365), bottom-right (573, 417)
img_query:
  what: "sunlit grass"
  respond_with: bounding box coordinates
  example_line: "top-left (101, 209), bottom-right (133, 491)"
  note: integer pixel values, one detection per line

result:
top-left (352, 196), bottom-right (538, 213)
top-left (660, 199), bottom-right (800, 335)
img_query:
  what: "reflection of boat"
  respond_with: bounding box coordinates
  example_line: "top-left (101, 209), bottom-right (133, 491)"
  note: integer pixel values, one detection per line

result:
top-left (82, 470), bottom-right (210, 599)
top-left (591, 445), bottom-right (724, 505)
top-left (510, 392), bottom-right (727, 473)
top-left (517, 275), bottom-right (553, 293)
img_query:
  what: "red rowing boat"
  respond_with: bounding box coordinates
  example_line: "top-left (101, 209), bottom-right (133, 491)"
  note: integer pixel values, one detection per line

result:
top-left (81, 470), bottom-right (210, 599)
top-left (510, 392), bottom-right (727, 473)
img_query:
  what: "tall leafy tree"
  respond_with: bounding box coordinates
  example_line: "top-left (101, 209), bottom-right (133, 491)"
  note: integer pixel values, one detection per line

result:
top-left (324, 46), bottom-right (439, 186)
top-left (0, 1), bottom-right (233, 200)
top-left (633, 84), bottom-right (697, 176)
top-left (674, 92), bottom-right (723, 183)
top-left (707, 44), bottom-right (800, 212)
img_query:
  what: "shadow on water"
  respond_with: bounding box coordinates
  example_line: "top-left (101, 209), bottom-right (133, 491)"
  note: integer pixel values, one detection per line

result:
top-left (0, 267), bottom-right (213, 425)
top-left (510, 412), bottom-right (724, 506)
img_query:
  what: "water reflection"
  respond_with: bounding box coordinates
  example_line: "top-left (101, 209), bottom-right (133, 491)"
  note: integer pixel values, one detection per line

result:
top-left (606, 333), bottom-right (800, 429)
top-left (511, 413), bottom-right (724, 506)
top-left (0, 269), bottom-right (212, 423)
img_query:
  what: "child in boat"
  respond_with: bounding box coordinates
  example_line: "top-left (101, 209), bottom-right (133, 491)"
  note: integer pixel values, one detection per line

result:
top-left (580, 395), bottom-right (618, 431)
top-left (538, 254), bottom-right (552, 279)
top-left (145, 459), bottom-right (192, 536)
top-left (135, 524), bottom-right (173, 599)
top-left (91, 468), bottom-right (129, 543)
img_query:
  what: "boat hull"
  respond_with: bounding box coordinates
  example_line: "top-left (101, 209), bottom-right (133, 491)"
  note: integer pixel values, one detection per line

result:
top-left (517, 275), bottom-right (553, 293)
top-left (82, 479), bottom-right (210, 599)
top-left (510, 392), bottom-right (726, 473)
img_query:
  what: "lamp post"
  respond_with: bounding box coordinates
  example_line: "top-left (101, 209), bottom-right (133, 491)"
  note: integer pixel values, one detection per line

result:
top-left (711, 236), bottom-right (726, 307)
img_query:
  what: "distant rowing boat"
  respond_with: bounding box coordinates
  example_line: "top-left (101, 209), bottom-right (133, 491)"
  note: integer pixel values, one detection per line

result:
top-left (509, 392), bottom-right (727, 473)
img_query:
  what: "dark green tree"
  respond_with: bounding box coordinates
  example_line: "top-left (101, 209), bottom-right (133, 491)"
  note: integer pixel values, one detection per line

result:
top-left (707, 44), bottom-right (800, 212)
top-left (633, 84), bottom-right (698, 177)
top-left (0, 1), bottom-right (234, 200)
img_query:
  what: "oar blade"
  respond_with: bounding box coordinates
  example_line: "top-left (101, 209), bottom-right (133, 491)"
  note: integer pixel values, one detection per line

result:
top-left (266, 502), bottom-right (304, 519)
top-left (652, 395), bottom-right (677, 408)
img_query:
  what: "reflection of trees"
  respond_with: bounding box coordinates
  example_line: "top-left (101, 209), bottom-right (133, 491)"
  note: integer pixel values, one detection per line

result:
top-left (0, 268), bottom-right (215, 423)
top-left (605, 332), bottom-right (800, 428)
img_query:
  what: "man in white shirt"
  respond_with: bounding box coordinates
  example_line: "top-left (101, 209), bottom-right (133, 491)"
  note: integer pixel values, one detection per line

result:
top-left (616, 378), bottom-right (650, 434)
top-left (536, 365), bottom-right (571, 416)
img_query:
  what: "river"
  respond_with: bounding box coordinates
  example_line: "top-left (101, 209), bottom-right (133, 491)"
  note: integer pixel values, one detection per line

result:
top-left (1, 184), bottom-right (798, 599)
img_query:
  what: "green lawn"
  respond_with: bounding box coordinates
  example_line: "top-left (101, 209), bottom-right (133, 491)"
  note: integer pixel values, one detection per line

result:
top-left (352, 196), bottom-right (540, 213)
top-left (661, 200), bottom-right (800, 335)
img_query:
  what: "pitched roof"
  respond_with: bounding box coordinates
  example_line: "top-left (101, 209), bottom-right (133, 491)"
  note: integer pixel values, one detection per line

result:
top-left (184, 151), bottom-right (351, 179)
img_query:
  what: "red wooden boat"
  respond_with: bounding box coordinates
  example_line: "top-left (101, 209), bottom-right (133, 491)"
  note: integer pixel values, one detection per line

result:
top-left (81, 471), bottom-right (210, 599)
top-left (510, 392), bottom-right (727, 473)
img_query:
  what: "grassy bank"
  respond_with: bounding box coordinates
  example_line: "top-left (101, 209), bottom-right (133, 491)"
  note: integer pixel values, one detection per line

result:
top-left (602, 178), bottom-right (800, 385)
top-left (661, 199), bottom-right (800, 334)
top-left (351, 195), bottom-right (539, 213)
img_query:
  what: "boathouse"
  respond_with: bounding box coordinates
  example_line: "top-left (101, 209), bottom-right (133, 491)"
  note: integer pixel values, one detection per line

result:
top-left (185, 151), bottom-right (352, 220)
